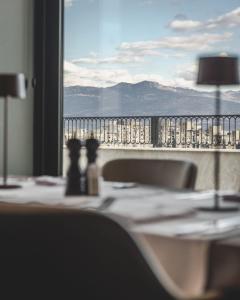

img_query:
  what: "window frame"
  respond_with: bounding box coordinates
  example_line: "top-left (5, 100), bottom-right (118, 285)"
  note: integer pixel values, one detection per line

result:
top-left (33, 0), bottom-right (64, 176)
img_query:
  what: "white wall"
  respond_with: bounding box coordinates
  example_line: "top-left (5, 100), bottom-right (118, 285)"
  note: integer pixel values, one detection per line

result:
top-left (0, 0), bottom-right (33, 175)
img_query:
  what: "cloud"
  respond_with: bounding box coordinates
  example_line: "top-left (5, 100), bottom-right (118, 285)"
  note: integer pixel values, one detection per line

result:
top-left (72, 49), bottom-right (186, 66)
top-left (119, 32), bottom-right (232, 52)
top-left (175, 63), bottom-right (197, 82)
top-left (64, 60), bottom-right (132, 87)
top-left (65, 59), bottom-right (240, 90)
top-left (169, 6), bottom-right (240, 31)
top-left (73, 26), bottom-right (219, 68)
top-left (64, 60), bottom-right (197, 89)
top-left (72, 43), bottom-right (185, 66)
top-left (65, 0), bottom-right (74, 8)
top-left (72, 54), bottom-right (144, 65)
top-left (64, 60), bottom-right (80, 72)
top-left (65, 31), bottom-right (232, 88)
top-left (71, 31), bottom-right (229, 67)
top-left (169, 20), bottom-right (202, 31)
top-left (64, 30), bottom-right (233, 88)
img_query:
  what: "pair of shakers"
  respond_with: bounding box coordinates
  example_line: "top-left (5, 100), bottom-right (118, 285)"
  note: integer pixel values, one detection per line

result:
top-left (65, 136), bottom-right (100, 196)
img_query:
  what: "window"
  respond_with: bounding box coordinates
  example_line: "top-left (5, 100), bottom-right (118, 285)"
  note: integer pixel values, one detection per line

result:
top-left (36, 0), bottom-right (240, 190)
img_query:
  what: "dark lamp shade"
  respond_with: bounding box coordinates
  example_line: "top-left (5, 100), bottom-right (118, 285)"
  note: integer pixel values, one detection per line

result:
top-left (197, 56), bottom-right (239, 86)
top-left (0, 73), bottom-right (26, 98)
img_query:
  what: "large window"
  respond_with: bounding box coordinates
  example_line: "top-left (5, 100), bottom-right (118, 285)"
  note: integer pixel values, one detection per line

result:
top-left (63, 0), bottom-right (240, 188)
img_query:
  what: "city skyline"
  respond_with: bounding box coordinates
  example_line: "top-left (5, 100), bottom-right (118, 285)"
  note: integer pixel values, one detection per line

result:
top-left (64, 115), bottom-right (240, 149)
top-left (64, 0), bottom-right (240, 90)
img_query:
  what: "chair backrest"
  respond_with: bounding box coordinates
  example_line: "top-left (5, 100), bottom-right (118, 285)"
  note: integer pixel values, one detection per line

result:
top-left (0, 207), bottom-right (181, 300)
top-left (102, 159), bottom-right (197, 189)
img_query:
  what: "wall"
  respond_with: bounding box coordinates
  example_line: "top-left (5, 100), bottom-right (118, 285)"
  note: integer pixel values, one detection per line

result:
top-left (0, 0), bottom-right (33, 175)
top-left (63, 148), bottom-right (240, 191)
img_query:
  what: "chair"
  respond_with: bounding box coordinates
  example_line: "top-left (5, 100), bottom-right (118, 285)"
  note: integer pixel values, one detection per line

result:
top-left (102, 159), bottom-right (197, 189)
top-left (0, 207), bottom-right (217, 300)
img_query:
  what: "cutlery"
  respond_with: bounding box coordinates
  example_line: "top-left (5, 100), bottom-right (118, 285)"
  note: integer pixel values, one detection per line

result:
top-left (98, 197), bottom-right (116, 211)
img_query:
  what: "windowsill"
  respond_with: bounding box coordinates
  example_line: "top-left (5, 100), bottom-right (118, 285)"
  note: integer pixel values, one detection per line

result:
top-left (98, 146), bottom-right (240, 153)
top-left (63, 145), bottom-right (240, 153)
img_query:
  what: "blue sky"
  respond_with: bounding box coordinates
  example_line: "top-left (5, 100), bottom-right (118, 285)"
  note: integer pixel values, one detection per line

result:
top-left (64, 0), bottom-right (240, 89)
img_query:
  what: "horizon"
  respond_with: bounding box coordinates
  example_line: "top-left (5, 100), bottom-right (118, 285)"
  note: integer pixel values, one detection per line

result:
top-left (64, 79), bottom-right (240, 93)
top-left (64, 79), bottom-right (240, 118)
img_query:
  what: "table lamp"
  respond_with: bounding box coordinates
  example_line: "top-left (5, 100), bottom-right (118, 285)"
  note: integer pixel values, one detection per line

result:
top-left (197, 56), bottom-right (239, 211)
top-left (0, 74), bottom-right (26, 189)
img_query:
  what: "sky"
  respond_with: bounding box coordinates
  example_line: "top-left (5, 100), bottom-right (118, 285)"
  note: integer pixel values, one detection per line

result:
top-left (64, 0), bottom-right (240, 89)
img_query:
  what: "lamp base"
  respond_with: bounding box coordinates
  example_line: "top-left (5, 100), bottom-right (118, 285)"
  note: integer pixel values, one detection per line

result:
top-left (0, 184), bottom-right (22, 189)
top-left (198, 206), bottom-right (239, 212)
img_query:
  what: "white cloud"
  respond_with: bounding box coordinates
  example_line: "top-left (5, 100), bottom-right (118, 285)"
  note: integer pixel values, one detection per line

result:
top-left (64, 60), bottom-right (80, 73)
top-left (71, 32), bottom-right (229, 67)
top-left (64, 60), bottom-right (132, 87)
top-left (175, 63), bottom-right (197, 82)
top-left (72, 55), bottom-right (144, 65)
top-left (72, 46), bottom-right (183, 66)
top-left (64, 60), bottom-right (197, 89)
top-left (119, 32), bottom-right (232, 52)
top-left (65, 0), bottom-right (74, 8)
top-left (169, 20), bottom-right (202, 31)
top-left (64, 30), bottom-right (232, 88)
top-left (72, 50), bottom-right (186, 66)
top-left (169, 6), bottom-right (240, 31)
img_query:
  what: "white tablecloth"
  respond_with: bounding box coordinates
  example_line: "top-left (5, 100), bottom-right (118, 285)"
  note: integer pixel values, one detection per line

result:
top-left (0, 177), bottom-right (240, 297)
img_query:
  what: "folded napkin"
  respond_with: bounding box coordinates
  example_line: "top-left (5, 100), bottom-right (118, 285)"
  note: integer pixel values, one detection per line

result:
top-left (35, 176), bottom-right (65, 186)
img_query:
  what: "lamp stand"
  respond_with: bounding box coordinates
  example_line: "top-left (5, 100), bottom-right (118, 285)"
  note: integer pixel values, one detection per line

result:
top-left (0, 97), bottom-right (21, 189)
top-left (199, 87), bottom-right (238, 212)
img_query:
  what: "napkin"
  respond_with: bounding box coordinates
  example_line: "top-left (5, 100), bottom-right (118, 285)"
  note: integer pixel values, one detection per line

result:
top-left (35, 176), bottom-right (65, 186)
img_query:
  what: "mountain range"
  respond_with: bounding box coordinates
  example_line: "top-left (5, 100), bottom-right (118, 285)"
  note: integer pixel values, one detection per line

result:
top-left (64, 81), bottom-right (240, 117)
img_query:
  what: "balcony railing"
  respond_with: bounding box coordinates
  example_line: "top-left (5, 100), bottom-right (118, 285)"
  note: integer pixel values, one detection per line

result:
top-left (63, 115), bottom-right (240, 149)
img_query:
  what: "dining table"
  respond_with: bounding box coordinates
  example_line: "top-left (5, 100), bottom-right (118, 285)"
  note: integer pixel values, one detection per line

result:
top-left (0, 176), bottom-right (240, 298)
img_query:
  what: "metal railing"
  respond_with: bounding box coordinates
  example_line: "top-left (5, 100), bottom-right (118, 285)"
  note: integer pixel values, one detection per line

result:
top-left (63, 115), bottom-right (240, 149)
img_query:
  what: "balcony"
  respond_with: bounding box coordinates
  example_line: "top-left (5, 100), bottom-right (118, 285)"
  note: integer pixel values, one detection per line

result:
top-left (63, 115), bottom-right (240, 191)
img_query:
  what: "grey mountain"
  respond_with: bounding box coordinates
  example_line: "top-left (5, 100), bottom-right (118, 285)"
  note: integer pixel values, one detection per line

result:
top-left (64, 81), bottom-right (240, 117)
